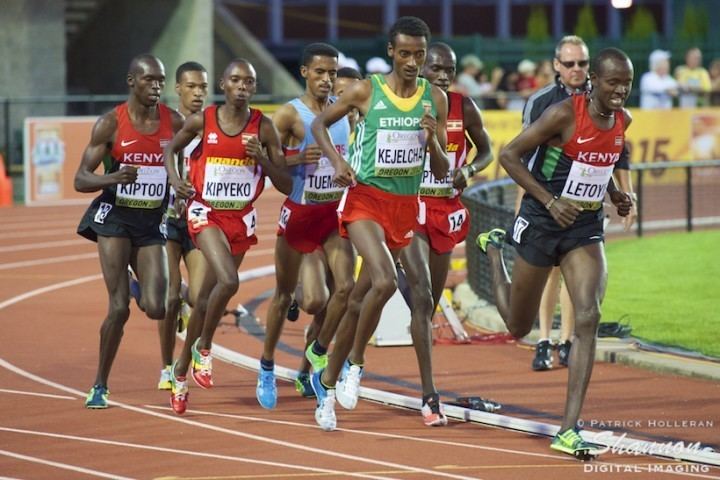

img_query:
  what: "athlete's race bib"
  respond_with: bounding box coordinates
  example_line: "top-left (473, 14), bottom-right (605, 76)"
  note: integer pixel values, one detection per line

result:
top-left (243, 208), bottom-right (257, 237)
top-left (202, 157), bottom-right (258, 210)
top-left (304, 157), bottom-right (344, 202)
top-left (188, 200), bottom-right (211, 228)
top-left (278, 205), bottom-right (291, 229)
top-left (419, 151), bottom-right (456, 197)
top-left (374, 129), bottom-right (424, 177)
top-left (447, 208), bottom-right (467, 234)
top-left (115, 165), bottom-right (167, 209)
top-left (560, 162), bottom-right (613, 210)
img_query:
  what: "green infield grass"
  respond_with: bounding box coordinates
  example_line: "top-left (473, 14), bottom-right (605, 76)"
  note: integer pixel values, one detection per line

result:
top-left (602, 229), bottom-right (720, 358)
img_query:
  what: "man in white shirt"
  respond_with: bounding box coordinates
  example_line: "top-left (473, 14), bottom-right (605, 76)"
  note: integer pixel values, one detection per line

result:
top-left (640, 49), bottom-right (678, 109)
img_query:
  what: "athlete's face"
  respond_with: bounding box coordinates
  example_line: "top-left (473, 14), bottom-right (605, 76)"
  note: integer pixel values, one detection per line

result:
top-left (388, 34), bottom-right (427, 82)
top-left (421, 50), bottom-right (457, 92)
top-left (590, 58), bottom-right (634, 111)
top-left (301, 55), bottom-right (338, 99)
top-left (175, 70), bottom-right (209, 115)
top-left (221, 62), bottom-right (257, 107)
top-left (554, 43), bottom-right (590, 89)
top-left (128, 59), bottom-right (166, 107)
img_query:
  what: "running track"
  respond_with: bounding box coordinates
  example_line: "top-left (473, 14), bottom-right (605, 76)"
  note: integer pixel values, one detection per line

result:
top-left (1, 189), bottom-right (719, 480)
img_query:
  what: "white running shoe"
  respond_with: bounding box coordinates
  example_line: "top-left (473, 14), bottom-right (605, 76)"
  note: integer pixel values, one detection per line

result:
top-left (315, 388), bottom-right (337, 431)
top-left (336, 363), bottom-right (363, 410)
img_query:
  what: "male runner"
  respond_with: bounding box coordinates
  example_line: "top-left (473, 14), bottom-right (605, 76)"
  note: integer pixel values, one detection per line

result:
top-left (477, 48), bottom-right (635, 458)
top-left (256, 43), bottom-right (354, 409)
top-left (157, 61), bottom-right (210, 390)
top-left (75, 54), bottom-right (184, 408)
top-left (164, 59), bottom-right (292, 415)
top-left (309, 16), bottom-right (449, 431)
top-left (399, 42), bottom-right (492, 426)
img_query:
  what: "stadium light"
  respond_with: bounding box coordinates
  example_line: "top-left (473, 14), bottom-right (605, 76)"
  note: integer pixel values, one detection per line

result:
top-left (611, 0), bottom-right (633, 7)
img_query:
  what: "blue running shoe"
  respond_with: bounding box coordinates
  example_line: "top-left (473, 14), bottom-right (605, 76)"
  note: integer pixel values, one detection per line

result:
top-left (310, 370), bottom-right (336, 431)
top-left (85, 384), bottom-right (109, 409)
top-left (128, 268), bottom-right (141, 306)
top-left (256, 368), bottom-right (277, 409)
top-left (337, 362), bottom-right (363, 410)
top-left (295, 372), bottom-right (315, 398)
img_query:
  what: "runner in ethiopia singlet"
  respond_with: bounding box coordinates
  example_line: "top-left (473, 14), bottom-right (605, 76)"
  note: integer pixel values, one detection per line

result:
top-left (278, 98), bottom-right (350, 253)
top-left (516, 93), bottom-right (625, 239)
top-left (417, 90), bottom-right (469, 253)
top-left (186, 104), bottom-right (264, 254)
top-left (77, 102), bottom-right (173, 244)
top-left (339, 73), bottom-right (435, 248)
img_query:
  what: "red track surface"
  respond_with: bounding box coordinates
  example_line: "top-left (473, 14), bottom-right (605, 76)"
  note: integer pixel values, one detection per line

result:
top-left (1, 189), bottom-right (719, 480)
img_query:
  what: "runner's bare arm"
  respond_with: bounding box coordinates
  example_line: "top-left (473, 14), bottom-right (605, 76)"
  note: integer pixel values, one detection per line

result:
top-left (426, 85), bottom-right (450, 180)
top-left (500, 99), bottom-right (582, 228)
top-left (453, 96), bottom-right (493, 189)
top-left (272, 103), bottom-right (314, 167)
top-left (164, 112), bottom-right (203, 199)
top-left (311, 79), bottom-right (372, 186)
top-left (73, 112), bottom-right (136, 193)
top-left (250, 115), bottom-right (292, 195)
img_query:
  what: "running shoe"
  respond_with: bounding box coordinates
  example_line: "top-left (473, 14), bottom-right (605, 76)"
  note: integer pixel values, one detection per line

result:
top-left (127, 268), bottom-right (141, 306)
top-left (310, 370), bottom-right (336, 431)
top-left (551, 427), bottom-right (602, 459)
top-left (305, 341), bottom-right (328, 372)
top-left (170, 361), bottom-right (189, 415)
top-left (191, 338), bottom-right (213, 389)
top-left (557, 340), bottom-right (572, 367)
top-left (336, 362), bottom-right (363, 410)
top-left (85, 384), bottom-right (109, 409)
top-left (295, 372), bottom-right (316, 398)
top-left (177, 300), bottom-right (191, 333)
top-left (532, 340), bottom-right (553, 371)
top-left (475, 228), bottom-right (506, 254)
top-left (421, 393), bottom-right (448, 427)
top-left (157, 365), bottom-right (172, 390)
top-left (256, 368), bottom-right (277, 409)
top-left (287, 298), bottom-right (300, 322)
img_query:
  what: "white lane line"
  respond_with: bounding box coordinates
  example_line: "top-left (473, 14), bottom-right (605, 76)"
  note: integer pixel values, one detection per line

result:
top-left (0, 228), bottom-right (72, 240)
top-left (0, 427), bottom-right (392, 479)
top-left (0, 448), bottom-right (134, 480)
top-left (0, 253), bottom-right (98, 271)
top-left (0, 388), bottom-right (76, 401)
top-left (0, 360), bottom-right (475, 479)
top-left (0, 239), bottom-right (87, 253)
top-left (0, 274), bottom-right (102, 310)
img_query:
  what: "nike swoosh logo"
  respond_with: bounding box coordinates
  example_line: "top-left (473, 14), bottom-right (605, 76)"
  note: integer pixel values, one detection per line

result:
top-left (120, 139), bottom-right (138, 147)
top-left (577, 136), bottom-right (596, 144)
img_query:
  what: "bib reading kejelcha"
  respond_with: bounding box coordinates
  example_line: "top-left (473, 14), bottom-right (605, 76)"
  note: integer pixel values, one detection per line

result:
top-left (348, 74), bottom-right (435, 195)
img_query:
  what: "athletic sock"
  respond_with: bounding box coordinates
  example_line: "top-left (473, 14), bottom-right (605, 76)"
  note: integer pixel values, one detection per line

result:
top-left (260, 357), bottom-right (274, 371)
top-left (312, 341), bottom-right (327, 356)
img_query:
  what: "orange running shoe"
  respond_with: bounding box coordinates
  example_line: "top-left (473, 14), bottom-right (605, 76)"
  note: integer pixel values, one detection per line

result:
top-left (170, 361), bottom-right (189, 415)
top-left (191, 338), bottom-right (213, 389)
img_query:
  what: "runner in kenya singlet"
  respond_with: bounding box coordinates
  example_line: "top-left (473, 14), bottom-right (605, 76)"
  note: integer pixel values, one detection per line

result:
top-left (518, 93), bottom-right (625, 235)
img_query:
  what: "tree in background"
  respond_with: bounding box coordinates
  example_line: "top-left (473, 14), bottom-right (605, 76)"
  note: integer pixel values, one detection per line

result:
top-left (678, 2), bottom-right (708, 42)
top-left (625, 6), bottom-right (658, 40)
top-left (574, 2), bottom-right (599, 40)
top-left (527, 4), bottom-right (550, 42)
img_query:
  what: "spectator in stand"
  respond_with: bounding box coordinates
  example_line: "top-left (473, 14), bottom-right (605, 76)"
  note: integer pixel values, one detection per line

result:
top-left (675, 47), bottom-right (711, 108)
top-left (536, 59), bottom-right (555, 87)
top-left (456, 54), bottom-right (485, 97)
top-left (505, 59), bottom-right (537, 111)
top-left (709, 58), bottom-right (720, 106)
top-left (365, 56), bottom-right (392, 75)
top-left (640, 49), bottom-right (677, 109)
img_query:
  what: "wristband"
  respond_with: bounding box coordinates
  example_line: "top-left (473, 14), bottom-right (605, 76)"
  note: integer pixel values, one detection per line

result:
top-left (545, 195), bottom-right (559, 211)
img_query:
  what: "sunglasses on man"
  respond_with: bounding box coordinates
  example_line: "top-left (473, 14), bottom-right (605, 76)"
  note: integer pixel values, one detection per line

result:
top-left (557, 59), bottom-right (590, 68)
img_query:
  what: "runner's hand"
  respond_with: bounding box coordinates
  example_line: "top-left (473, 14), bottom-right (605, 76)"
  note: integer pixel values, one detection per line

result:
top-left (421, 104), bottom-right (437, 140)
top-left (245, 135), bottom-right (263, 160)
top-left (609, 190), bottom-right (633, 219)
top-left (549, 198), bottom-right (583, 229)
top-left (172, 179), bottom-right (195, 200)
top-left (332, 161), bottom-right (356, 187)
top-left (115, 165), bottom-right (138, 184)
top-left (302, 144), bottom-right (322, 164)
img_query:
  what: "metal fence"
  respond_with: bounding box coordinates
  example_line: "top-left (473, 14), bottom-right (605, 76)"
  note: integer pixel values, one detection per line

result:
top-left (462, 160), bottom-right (720, 302)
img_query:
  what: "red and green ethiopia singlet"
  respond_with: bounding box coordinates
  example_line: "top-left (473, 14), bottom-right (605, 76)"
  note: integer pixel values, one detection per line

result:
top-left (419, 90), bottom-right (467, 198)
top-left (189, 105), bottom-right (265, 210)
top-left (347, 74), bottom-right (436, 195)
